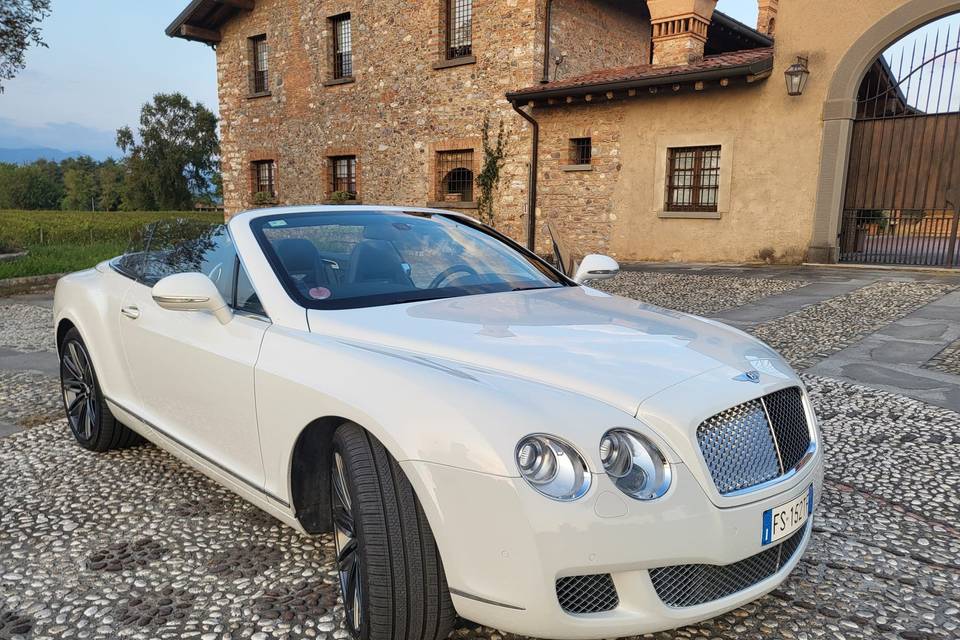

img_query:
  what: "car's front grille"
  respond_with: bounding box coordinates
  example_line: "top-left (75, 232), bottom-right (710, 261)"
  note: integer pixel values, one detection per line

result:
top-left (556, 573), bottom-right (619, 614)
top-left (697, 386), bottom-right (812, 495)
top-left (649, 523), bottom-right (809, 608)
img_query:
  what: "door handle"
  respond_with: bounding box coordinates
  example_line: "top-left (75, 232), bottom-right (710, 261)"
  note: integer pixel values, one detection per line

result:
top-left (121, 306), bottom-right (140, 320)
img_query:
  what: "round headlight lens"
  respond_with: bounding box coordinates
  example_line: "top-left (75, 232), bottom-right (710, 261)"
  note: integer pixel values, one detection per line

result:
top-left (515, 435), bottom-right (591, 501)
top-left (599, 429), bottom-right (671, 500)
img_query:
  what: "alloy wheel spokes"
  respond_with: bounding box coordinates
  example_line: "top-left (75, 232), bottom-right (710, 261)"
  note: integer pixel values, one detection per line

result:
top-left (62, 340), bottom-right (95, 439)
top-left (332, 452), bottom-right (362, 631)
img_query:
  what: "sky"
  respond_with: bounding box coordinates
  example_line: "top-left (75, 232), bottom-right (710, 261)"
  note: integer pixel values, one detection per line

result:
top-left (0, 1), bottom-right (218, 159)
top-left (0, 1), bottom-right (756, 160)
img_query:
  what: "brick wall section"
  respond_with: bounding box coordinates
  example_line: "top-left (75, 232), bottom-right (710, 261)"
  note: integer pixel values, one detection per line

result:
top-left (548, 0), bottom-right (651, 81)
top-left (216, 0), bottom-right (565, 243)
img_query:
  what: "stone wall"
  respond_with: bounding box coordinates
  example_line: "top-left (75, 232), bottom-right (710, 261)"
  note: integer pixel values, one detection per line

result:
top-left (216, 0), bottom-right (550, 242)
top-left (548, 0), bottom-right (651, 81)
top-left (536, 102), bottom-right (625, 256)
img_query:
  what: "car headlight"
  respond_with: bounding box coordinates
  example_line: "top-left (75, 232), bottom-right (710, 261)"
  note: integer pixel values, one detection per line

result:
top-left (599, 429), bottom-right (671, 500)
top-left (516, 434), bottom-right (591, 501)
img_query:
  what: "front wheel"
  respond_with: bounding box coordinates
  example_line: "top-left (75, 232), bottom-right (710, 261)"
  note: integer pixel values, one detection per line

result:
top-left (331, 423), bottom-right (455, 640)
top-left (59, 328), bottom-right (139, 451)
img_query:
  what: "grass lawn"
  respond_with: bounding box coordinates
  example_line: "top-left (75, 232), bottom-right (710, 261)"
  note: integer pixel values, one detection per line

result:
top-left (0, 210), bottom-right (223, 280)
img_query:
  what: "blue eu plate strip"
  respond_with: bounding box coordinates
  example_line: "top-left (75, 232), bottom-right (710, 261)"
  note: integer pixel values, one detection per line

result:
top-left (761, 509), bottom-right (773, 545)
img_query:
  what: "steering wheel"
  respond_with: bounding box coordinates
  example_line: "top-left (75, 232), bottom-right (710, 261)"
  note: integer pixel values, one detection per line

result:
top-left (428, 264), bottom-right (479, 289)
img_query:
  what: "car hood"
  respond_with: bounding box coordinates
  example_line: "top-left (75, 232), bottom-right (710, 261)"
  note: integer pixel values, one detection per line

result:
top-left (306, 286), bottom-right (790, 416)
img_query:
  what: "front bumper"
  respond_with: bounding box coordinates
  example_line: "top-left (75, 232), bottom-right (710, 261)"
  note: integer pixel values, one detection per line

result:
top-left (402, 449), bottom-right (823, 639)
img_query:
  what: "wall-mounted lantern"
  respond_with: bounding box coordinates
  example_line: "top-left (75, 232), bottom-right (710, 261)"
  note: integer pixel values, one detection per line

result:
top-left (785, 56), bottom-right (810, 96)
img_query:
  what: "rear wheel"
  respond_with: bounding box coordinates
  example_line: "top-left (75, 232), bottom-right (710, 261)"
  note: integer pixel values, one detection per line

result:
top-left (59, 328), bottom-right (139, 451)
top-left (331, 423), bottom-right (455, 640)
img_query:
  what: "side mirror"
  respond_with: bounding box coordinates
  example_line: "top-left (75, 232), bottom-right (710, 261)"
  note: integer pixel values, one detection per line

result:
top-left (152, 273), bottom-right (233, 325)
top-left (573, 254), bottom-right (620, 284)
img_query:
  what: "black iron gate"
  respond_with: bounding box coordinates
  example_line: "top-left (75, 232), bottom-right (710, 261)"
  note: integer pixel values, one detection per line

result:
top-left (839, 19), bottom-right (960, 267)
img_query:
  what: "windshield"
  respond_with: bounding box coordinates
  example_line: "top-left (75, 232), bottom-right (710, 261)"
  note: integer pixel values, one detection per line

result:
top-left (251, 211), bottom-right (568, 309)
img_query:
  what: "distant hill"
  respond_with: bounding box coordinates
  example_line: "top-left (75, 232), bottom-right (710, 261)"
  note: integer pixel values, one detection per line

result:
top-left (0, 147), bottom-right (113, 164)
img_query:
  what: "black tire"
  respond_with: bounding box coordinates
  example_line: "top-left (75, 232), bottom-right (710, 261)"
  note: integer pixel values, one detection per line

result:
top-left (59, 328), bottom-right (140, 452)
top-left (331, 422), bottom-right (455, 640)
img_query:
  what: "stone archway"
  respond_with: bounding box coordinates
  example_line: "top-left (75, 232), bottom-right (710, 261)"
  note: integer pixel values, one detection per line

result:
top-left (808, 0), bottom-right (960, 263)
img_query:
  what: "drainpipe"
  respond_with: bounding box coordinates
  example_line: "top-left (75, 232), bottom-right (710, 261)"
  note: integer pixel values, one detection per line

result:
top-left (511, 100), bottom-right (540, 251)
top-left (541, 0), bottom-right (553, 83)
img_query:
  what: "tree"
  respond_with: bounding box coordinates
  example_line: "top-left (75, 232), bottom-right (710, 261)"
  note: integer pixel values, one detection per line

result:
top-left (97, 159), bottom-right (124, 211)
top-left (3, 160), bottom-right (63, 209)
top-left (0, 0), bottom-right (51, 93)
top-left (117, 93), bottom-right (220, 211)
top-left (60, 155), bottom-right (99, 210)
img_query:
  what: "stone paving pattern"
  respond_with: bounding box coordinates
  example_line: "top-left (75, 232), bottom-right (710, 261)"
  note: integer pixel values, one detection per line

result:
top-left (594, 272), bottom-right (804, 316)
top-left (2, 267), bottom-right (960, 640)
top-left (926, 338), bottom-right (960, 377)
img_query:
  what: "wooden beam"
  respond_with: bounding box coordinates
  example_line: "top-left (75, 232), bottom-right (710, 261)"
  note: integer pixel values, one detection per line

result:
top-left (216, 0), bottom-right (255, 9)
top-left (179, 24), bottom-right (222, 43)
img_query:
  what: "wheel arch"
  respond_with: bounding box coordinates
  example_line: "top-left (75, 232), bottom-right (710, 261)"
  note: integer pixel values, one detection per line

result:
top-left (56, 317), bottom-right (77, 354)
top-left (289, 415), bottom-right (350, 534)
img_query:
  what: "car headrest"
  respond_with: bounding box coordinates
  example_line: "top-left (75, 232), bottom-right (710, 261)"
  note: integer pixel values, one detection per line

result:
top-left (348, 239), bottom-right (408, 284)
top-left (276, 238), bottom-right (320, 274)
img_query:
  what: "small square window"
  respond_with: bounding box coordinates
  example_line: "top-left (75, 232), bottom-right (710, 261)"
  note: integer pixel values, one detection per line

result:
top-left (435, 149), bottom-right (475, 202)
top-left (249, 35), bottom-right (269, 94)
top-left (331, 14), bottom-right (352, 80)
top-left (570, 138), bottom-right (592, 165)
top-left (330, 156), bottom-right (357, 198)
top-left (665, 146), bottom-right (720, 212)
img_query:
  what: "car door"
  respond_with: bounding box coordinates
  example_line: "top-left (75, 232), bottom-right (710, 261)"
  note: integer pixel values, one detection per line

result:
top-left (118, 222), bottom-right (268, 489)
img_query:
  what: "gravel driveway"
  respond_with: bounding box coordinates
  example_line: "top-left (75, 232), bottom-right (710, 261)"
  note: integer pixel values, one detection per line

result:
top-left (1, 268), bottom-right (959, 640)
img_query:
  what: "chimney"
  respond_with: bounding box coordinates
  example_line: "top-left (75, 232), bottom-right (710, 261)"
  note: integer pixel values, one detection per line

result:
top-left (757, 0), bottom-right (778, 37)
top-left (647, 0), bottom-right (718, 66)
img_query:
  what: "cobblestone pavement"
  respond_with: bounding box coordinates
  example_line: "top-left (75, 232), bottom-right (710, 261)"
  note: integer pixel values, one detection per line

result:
top-left (593, 272), bottom-right (804, 316)
top-left (926, 338), bottom-right (960, 377)
top-left (749, 281), bottom-right (956, 370)
top-left (2, 269), bottom-right (960, 640)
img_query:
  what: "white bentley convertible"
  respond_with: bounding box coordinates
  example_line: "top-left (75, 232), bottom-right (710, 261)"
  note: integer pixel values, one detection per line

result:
top-left (54, 206), bottom-right (823, 640)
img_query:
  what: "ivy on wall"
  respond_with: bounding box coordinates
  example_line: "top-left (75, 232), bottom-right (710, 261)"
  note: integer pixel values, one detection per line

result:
top-left (476, 116), bottom-right (507, 227)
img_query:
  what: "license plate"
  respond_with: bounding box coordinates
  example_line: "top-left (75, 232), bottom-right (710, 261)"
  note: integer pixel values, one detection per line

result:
top-left (762, 484), bottom-right (813, 545)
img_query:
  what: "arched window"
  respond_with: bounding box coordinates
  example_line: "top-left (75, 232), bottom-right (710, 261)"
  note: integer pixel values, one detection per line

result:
top-left (435, 149), bottom-right (475, 203)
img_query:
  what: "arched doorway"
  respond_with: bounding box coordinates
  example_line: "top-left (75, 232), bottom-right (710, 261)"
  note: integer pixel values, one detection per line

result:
top-left (810, 1), bottom-right (960, 266)
top-left (838, 14), bottom-right (960, 266)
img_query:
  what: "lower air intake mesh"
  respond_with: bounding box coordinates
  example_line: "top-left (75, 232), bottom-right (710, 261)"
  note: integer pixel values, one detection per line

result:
top-left (555, 573), bottom-right (619, 614)
top-left (649, 523), bottom-right (808, 608)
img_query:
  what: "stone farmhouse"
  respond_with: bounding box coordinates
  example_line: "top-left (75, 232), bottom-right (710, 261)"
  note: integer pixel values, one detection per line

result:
top-left (167, 0), bottom-right (960, 268)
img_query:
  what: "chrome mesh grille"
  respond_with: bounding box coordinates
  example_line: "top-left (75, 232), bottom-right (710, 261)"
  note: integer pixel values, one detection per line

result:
top-left (764, 387), bottom-right (811, 470)
top-left (697, 399), bottom-right (781, 494)
top-left (555, 574), bottom-right (619, 614)
top-left (696, 386), bottom-right (812, 495)
top-left (650, 523), bottom-right (809, 608)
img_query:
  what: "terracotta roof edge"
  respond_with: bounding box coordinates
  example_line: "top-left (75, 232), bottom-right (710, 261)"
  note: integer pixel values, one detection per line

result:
top-left (506, 52), bottom-right (774, 102)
